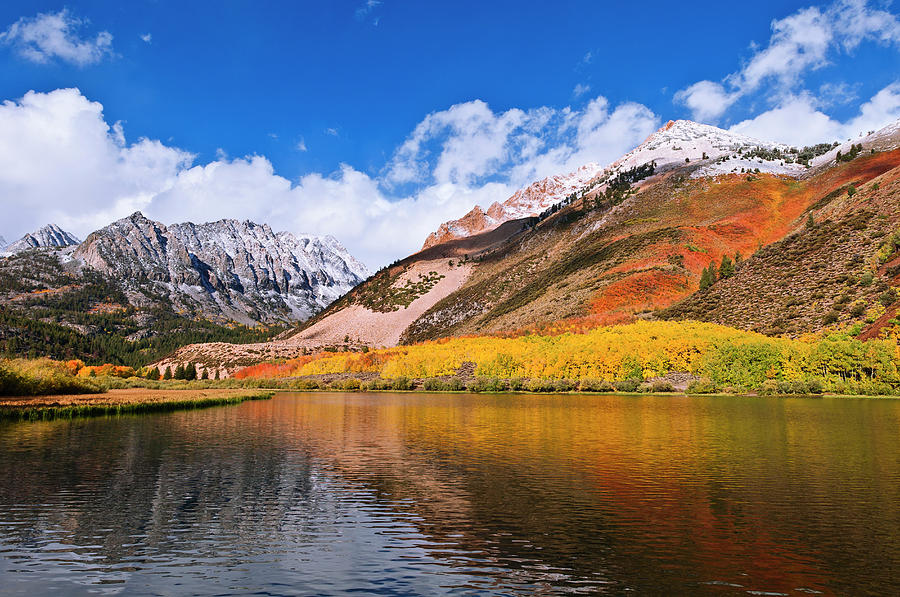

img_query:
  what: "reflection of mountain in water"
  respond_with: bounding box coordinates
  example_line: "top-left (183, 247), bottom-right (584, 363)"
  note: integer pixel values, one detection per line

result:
top-left (1, 394), bottom-right (899, 595)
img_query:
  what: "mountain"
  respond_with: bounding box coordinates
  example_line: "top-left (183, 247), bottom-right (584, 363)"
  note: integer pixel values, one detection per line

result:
top-left (157, 117), bottom-right (900, 374)
top-left (423, 162), bottom-right (603, 248)
top-left (423, 120), bottom-right (807, 248)
top-left (0, 213), bottom-right (370, 366)
top-left (74, 212), bottom-right (370, 325)
top-left (0, 236), bottom-right (5, 248)
top-left (2, 224), bottom-right (80, 255)
top-left (659, 156), bottom-right (900, 338)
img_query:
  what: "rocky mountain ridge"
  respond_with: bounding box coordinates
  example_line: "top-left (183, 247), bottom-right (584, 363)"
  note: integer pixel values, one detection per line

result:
top-left (1, 224), bottom-right (80, 255)
top-left (73, 212), bottom-right (370, 325)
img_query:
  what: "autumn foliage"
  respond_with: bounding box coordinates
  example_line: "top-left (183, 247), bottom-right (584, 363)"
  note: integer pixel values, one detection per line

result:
top-left (233, 320), bottom-right (900, 393)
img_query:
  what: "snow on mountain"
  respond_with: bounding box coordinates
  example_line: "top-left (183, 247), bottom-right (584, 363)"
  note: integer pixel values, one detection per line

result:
top-left (74, 212), bottom-right (370, 324)
top-left (423, 162), bottom-right (603, 248)
top-left (611, 120), bottom-right (805, 179)
top-left (809, 118), bottom-right (900, 169)
top-left (0, 236), bottom-right (5, 248)
top-left (2, 224), bottom-right (81, 255)
top-left (423, 120), bottom-right (806, 249)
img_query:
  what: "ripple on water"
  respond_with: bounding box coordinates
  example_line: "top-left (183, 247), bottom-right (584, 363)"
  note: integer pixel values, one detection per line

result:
top-left (0, 393), bottom-right (898, 595)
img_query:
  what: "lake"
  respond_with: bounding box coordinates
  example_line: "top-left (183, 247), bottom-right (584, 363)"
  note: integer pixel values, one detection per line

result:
top-left (1, 392), bottom-right (898, 595)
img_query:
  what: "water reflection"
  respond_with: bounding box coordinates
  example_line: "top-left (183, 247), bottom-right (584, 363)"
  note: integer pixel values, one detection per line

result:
top-left (1, 393), bottom-right (898, 595)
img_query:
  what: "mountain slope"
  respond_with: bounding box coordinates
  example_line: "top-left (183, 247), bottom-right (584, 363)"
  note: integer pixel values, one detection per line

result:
top-left (423, 120), bottom-right (809, 249)
top-left (659, 155), bottom-right (900, 338)
top-left (2, 224), bottom-right (80, 255)
top-left (74, 212), bottom-right (369, 325)
top-left (148, 118), bottom-right (900, 373)
top-left (0, 214), bottom-right (371, 365)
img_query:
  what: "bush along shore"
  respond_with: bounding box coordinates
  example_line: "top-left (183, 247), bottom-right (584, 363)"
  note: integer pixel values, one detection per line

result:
top-left (230, 320), bottom-right (900, 398)
top-left (0, 389), bottom-right (275, 422)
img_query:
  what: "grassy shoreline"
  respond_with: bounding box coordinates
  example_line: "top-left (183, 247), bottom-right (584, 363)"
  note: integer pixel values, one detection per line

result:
top-left (0, 388), bottom-right (274, 422)
top-left (260, 387), bottom-right (900, 399)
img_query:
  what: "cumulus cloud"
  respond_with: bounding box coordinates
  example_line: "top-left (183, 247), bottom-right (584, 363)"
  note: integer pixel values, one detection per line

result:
top-left (0, 89), bottom-right (661, 269)
top-left (675, 0), bottom-right (900, 121)
top-left (730, 82), bottom-right (900, 146)
top-left (140, 33), bottom-right (152, 44)
top-left (0, 9), bottom-right (113, 66)
top-left (0, 89), bottom-right (191, 235)
top-left (386, 97), bottom-right (658, 193)
top-left (573, 83), bottom-right (591, 97)
top-left (674, 81), bottom-right (740, 122)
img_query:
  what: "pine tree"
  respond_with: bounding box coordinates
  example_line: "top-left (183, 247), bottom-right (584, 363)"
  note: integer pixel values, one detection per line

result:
top-left (201, 368), bottom-right (209, 380)
top-left (174, 363), bottom-right (185, 380)
top-left (185, 362), bottom-right (197, 381)
top-left (699, 261), bottom-right (718, 290)
top-left (163, 366), bottom-right (172, 380)
top-left (734, 251), bottom-right (743, 266)
top-left (214, 369), bottom-right (220, 380)
top-left (719, 255), bottom-right (735, 279)
top-left (148, 367), bottom-right (161, 380)
top-left (699, 266), bottom-right (712, 291)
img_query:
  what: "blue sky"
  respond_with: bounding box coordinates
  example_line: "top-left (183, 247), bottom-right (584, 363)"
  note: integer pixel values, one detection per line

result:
top-left (1, 0), bottom-right (899, 266)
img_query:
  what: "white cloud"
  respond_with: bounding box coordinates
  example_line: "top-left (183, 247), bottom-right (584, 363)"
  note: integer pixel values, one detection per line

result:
top-left (325, 127), bottom-right (339, 136)
top-left (386, 97), bottom-right (658, 192)
top-left (675, 0), bottom-right (900, 121)
top-left (0, 88), bottom-right (661, 269)
top-left (140, 33), bottom-right (152, 44)
top-left (0, 9), bottom-right (113, 66)
top-left (296, 138), bottom-right (307, 152)
top-left (730, 82), bottom-right (900, 146)
top-left (573, 83), bottom-right (591, 97)
top-left (0, 88), bottom-right (191, 236)
top-left (674, 81), bottom-right (739, 121)
top-left (355, 1), bottom-right (382, 22)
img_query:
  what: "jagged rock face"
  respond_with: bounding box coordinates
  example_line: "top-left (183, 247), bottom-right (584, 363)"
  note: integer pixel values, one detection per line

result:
top-left (74, 212), bottom-right (370, 324)
top-left (423, 119), bottom-right (804, 249)
top-left (2, 224), bottom-right (80, 254)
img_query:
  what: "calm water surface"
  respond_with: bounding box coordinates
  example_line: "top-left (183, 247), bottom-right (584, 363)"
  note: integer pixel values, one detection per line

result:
top-left (0, 393), bottom-right (898, 595)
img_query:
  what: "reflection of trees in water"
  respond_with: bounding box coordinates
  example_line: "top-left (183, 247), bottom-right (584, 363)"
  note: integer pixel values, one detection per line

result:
top-left (272, 393), bottom-right (900, 595)
top-left (0, 409), bottom-right (327, 569)
top-left (1, 394), bottom-right (899, 594)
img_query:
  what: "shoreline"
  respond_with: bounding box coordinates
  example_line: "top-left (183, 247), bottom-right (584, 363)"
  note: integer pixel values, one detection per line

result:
top-left (262, 387), bottom-right (900, 399)
top-left (0, 388), bottom-right (275, 422)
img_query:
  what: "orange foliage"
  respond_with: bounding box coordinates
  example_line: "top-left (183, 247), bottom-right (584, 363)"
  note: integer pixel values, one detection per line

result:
top-left (233, 354), bottom-right (320, 379)
top-left (77, 364), bottom-right (136, 378)
top-left (585, 150), bottom-right (900, 324)
top-left (590, 270), bottom-right (690, 319)
top-left (64, 359), bottom-right (85, 375)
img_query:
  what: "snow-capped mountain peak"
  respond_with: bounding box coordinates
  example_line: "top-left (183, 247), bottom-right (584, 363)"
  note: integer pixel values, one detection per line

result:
top-left (423, 161), bottom-right (603, 248)
top-left (422, 119), bottom-right (818, 249)
top-left (606, 119), bottom-right (796, 177)
top-left (74, 212), bottom-right (370, 324)
top-left (2, 224), bottom-right (81, 255)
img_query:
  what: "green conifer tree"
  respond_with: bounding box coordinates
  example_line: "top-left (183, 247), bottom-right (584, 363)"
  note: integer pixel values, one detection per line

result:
top-left (699, 266), bottom-right (711, 291)
top-left (719, 255), bottom-right (735, 279)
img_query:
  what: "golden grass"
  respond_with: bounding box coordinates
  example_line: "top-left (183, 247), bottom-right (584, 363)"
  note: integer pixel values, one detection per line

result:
top-left (0, 388), bottom-right (274, 422)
